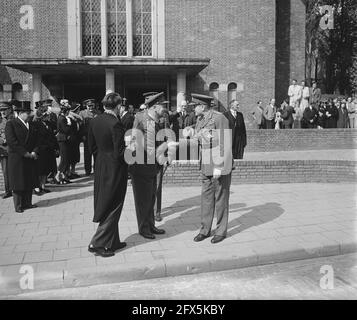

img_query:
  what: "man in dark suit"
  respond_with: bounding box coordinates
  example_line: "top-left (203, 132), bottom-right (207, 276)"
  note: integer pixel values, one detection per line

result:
top-left (119, 102), bottom-right (135, 133)
top-left (5, 101), bottom-right (40, 213)
top-left (280, 99), bottom-right (295, 129)
top-left (87, 92), bottom-right (128, 258)
top-left (128, 92), bottom-right (169, 240)
top-left (223, 100), bottom-right (247, 160)
top-left (302, 103), bottom-right (318, 129)
top-left (190, 94), bottom-right (233, 244)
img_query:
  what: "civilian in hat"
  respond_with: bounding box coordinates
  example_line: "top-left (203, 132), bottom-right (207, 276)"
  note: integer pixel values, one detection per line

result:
top-left (223, 99), bottom-right (247, 160)
top-left (79, 99), bottom-right (100, 176)
top-left (55, 100), bottom-right (73, 184)
top-left (87, 92), bottom-right (128, 258)
top-left (190, 93), bottom-right (232, 244)
top-left (128, 92), bottom-right (170, 239)
top-left (310, 81), bottom-right (322, 106)
top-left (5, 101), bottom-right (40, 213)
top-left (0, 101), bottom-right (15, 199)
top-left (32, 107), bottom-right (59, 195)
top-left (35, 99), bottom-right (59, 183)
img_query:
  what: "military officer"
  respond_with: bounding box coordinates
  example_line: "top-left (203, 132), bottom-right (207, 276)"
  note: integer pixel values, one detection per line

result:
top-left (5, 101), bottom-right (40, 213)
top-left (128, 92), bottom-right (169, 239)
top-left (190, 93), bottom-right (233, 244)
top-left (0, 101), bottom-right (14, 199)
top-left (79, 99), bottom-right (100, 176)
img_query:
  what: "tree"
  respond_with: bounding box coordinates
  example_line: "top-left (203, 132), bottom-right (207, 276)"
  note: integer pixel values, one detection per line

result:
top-left (306, 0), bottom-right (357, 95)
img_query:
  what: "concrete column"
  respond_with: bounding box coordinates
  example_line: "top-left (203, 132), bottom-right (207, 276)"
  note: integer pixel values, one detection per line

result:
top-left (32, 73), bottom-right (42, 109)
top-left (176, 69), bottom-right (186, 109)
top-left (105, 69), bottom-right (115, 94)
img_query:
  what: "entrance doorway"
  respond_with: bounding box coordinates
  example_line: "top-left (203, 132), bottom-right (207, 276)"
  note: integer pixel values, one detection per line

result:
top-left (125, 85), bottom-right (168, 110)
top-left (64, 83), bottom-right (106, 104)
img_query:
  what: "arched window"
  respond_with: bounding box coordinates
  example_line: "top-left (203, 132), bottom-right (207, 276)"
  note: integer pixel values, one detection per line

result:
top-left (12, 83), bottom-right (23, 100)
top-left (209, 82), bottom-right (219, 100)
top-left (0, 84), bottom-right (3, 100)
top-left (227, 82), bottom-right (237, 104)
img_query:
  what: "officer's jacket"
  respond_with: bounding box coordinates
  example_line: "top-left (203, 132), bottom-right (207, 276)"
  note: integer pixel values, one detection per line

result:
top-left (0, 117), bottom-right (8, 157)
top-left (193, 110), bottom-right (232, 176)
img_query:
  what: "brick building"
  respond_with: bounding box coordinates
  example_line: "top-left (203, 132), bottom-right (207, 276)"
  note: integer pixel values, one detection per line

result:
top-left (0, 0), bottom-right (306, 127)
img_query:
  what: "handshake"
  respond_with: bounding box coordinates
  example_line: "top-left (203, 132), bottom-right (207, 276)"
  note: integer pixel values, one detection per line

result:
top-left (24, 152), bottom-right (38, 160)
top-left (156, 141), bottom-right (179, 165)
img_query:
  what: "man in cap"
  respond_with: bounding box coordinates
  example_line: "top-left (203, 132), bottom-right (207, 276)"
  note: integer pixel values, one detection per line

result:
top-left (0, 101), bottom-right (14, 199)
top-left (128, 92), bottom-right (172, 239)
top-left (79, 99), bottom-right (100, 176)
top-left (189, 93), bottom-right (232, 244)
top-left (5, 101), bottom-right (40, 213)
top-left (88, 92), bottom-right (128, 257)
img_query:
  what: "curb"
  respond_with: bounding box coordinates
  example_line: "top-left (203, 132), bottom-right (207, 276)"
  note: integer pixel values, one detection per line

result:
top-left (1, 239), bottom-right (357, 297)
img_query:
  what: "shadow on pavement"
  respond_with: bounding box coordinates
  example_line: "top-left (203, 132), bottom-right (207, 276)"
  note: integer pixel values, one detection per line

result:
top-left (122, 193), bottom-right (284, 252)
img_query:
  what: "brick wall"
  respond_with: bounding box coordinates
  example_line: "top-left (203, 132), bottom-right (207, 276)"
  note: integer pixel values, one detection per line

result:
top-left (165, 0), bottom-right (306, 128)
top-left (165, 0), bottom-right (277, 118)
top-left (162, 160), bottom-right (357, 186)
top-left (246, 129), bottom-right (357, 152)
top-left (0, 0), bottom-right (68, 59)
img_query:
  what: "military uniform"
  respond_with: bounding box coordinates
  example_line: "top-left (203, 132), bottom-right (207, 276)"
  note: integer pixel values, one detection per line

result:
top-left (191, 94), bottom-right (232, 243)
top-left (79, 99), bottom-right (100, 175)
top-left (128, 92), bottom-right (167, 239)
top-left (0, 101), bottom-right (13, 198)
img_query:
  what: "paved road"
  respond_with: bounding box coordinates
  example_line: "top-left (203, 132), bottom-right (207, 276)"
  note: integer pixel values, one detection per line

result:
top-left (5, 254), bottom-right (357, 300)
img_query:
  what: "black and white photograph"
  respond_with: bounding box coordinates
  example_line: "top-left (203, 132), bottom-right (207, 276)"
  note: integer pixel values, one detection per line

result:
top-left (0, 0), bottom-right (356, 307)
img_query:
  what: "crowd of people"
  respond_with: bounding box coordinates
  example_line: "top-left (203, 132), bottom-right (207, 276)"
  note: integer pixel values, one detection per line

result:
top-left (0, 83), bottom-right (356, 256)
top-left (251, 80), bottom-right (357, 129)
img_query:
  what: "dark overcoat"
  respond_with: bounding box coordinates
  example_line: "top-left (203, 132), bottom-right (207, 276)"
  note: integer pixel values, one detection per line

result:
top-left (33, 119), bottom-right (59, 176)
top-left (88, 113), bottom-right (128, 223)
top-left (223, 111), bottom-right (247, 160)
top-left (325, 105), bottom-right (339, 128)
top-left (337, 107), bottom-right (349, 128)
top-left (302, 107), bottom-right (318, 129)
top-left (5, 118), bottom-right (40, 191)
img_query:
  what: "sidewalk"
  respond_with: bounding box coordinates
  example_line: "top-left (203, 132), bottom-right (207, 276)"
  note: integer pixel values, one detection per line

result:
top-left (0, 164), bottom-right (356, 296)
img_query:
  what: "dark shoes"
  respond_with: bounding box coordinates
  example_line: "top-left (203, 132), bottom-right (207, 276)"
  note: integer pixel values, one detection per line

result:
top-left (95, 248), bottom-right (115, 258)
top-left (15, 208), bottom-right (24, 214)
top-left (154, 214), bottom-right (163, 222)
top-left (151, 226), bottom-right (165, 235)
top-left (88, 245), bottom-right (114, 257)
top-left (140, 232), bottom-right (156, 240)
top-left (211, 235), bottom-right (226, 244)
top-left (2, 192), bottom-right (12, 199)
top-left (194, 233), bottom-right (211, 242)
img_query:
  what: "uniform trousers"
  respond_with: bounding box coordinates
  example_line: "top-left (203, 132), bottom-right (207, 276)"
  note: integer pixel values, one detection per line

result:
top-left (199, 173), bottom-right (231, 237)
top-left (0, 157), bottom-right (10, 194)
top-left (131, 173), bottom-right (156, 235)
top-left (154, 165), bottom-right (164, 215)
